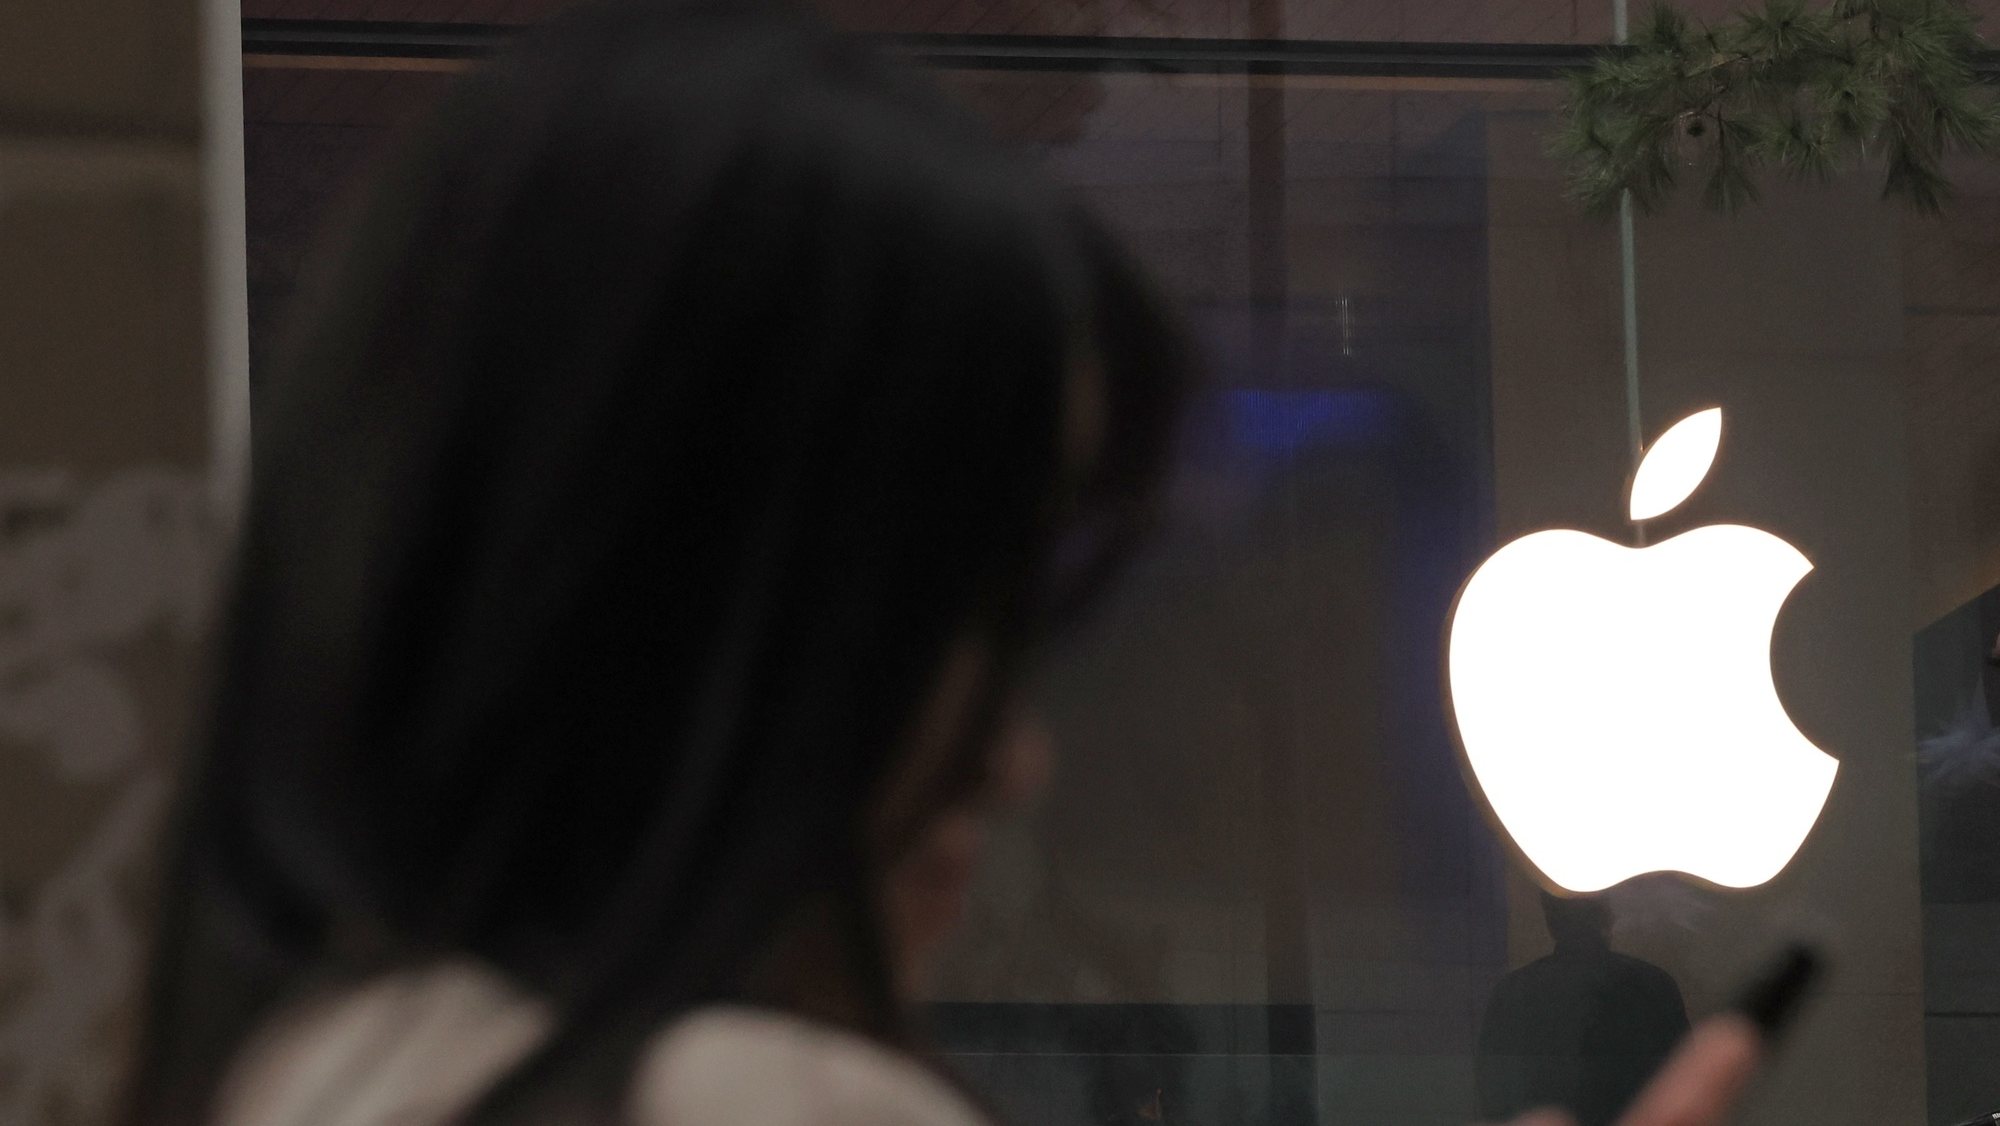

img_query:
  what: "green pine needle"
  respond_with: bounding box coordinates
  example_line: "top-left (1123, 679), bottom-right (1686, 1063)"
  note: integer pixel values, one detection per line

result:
top-left (1556, 0), bottom-right (1998, 215)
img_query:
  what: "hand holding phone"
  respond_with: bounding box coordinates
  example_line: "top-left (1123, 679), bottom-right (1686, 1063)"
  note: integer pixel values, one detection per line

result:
top-left (1500, 944), bottom-right (1823, 1126)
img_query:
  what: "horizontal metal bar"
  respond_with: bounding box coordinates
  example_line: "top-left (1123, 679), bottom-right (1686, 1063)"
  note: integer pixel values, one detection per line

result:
top-left (239, 18), bottom-right (1602, 77)
top-left (241, 19), bottom-right (509, 59)
top-left (241, 18), bottom-right (2000, 79)
top-left (872, 34), bottom-right (1604, 77)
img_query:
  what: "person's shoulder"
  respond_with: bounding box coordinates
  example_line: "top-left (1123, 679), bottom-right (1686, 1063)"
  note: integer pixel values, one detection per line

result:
top-left (214, 963), bottom-right (550, 1126)
top-left (1605, 950), bottom-right (1680, 988)
top-left (631, 1007), bottom-right (990, 1126)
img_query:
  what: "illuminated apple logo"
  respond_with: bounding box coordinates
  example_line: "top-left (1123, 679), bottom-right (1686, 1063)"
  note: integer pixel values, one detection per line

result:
top-left (1446, 408), bottom-right (1836, 893)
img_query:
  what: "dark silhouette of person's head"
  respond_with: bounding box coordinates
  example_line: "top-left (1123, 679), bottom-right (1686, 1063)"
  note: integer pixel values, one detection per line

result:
top-left (120, 3), bottom-right (1192, 1124)
top-left (1541, 891), bottom-right (1613, 953)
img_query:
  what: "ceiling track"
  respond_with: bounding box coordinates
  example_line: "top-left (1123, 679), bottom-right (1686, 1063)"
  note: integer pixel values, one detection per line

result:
top-left (242, 19), bottom-right (1607, 78)
top-left (242, 18), bottom-right (2000, 80)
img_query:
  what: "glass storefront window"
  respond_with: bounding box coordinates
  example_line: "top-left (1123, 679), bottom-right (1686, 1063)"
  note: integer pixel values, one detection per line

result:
top-left (240, 5), bottom-right (2000, 1123)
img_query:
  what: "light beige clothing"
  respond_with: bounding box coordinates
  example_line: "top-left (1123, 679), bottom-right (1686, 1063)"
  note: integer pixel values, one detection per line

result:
top-left (216, 964), bottom-right (987, 1126)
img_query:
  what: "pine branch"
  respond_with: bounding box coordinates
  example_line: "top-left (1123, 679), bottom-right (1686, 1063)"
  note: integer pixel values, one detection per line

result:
top-left (1554, 0), bottom-right (2000, 214)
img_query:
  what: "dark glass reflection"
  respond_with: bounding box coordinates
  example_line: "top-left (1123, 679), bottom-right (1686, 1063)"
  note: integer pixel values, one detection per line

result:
top-left (1476, 893), bottom-right (1689, 1126)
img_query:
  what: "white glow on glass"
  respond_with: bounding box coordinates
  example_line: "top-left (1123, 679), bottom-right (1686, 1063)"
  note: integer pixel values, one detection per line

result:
top-left (1629, 407), bottom-right (1722, 521)
top-left (1446, 409), bottom-right (1836, 893)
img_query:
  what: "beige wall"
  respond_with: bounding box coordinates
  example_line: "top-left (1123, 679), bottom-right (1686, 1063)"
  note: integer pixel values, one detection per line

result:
top-left (1902, 172), bottom-right (2000, 628)
top-left (0, 0), bottom-right (237, 1119)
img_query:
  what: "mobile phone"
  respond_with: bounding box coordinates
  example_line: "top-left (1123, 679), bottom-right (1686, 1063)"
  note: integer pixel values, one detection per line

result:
top-left (1617, 943), bottom-right (1825, 1124)
top-left (1727, 942), bottom-right (1824, 1045)
top-left (1571, 942), bottom-right (1826, 1126)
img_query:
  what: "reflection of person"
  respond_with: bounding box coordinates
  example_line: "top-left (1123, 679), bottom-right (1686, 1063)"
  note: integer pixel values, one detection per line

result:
top-left (1476, 894), bottom-right (1690, 1126)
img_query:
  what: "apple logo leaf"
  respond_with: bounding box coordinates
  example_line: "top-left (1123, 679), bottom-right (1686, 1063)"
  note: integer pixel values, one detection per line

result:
top-left (1629, 407), bottom-right (1722, 522)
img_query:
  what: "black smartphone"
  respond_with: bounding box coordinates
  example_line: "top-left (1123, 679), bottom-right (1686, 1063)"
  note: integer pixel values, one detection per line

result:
top-left (1727, 942), bottom-right (1824, 1046)
top-left (1633, 942), bottom-right (1826, 1124)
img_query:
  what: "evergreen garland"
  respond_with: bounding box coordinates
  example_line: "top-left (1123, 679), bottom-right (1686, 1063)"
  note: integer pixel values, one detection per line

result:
top-left (1554, 0), bottom-right (2000, 214)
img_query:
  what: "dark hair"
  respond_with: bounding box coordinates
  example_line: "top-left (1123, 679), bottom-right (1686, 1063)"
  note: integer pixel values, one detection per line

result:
top-left (124, 2), bottom-right (1190, 1123)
